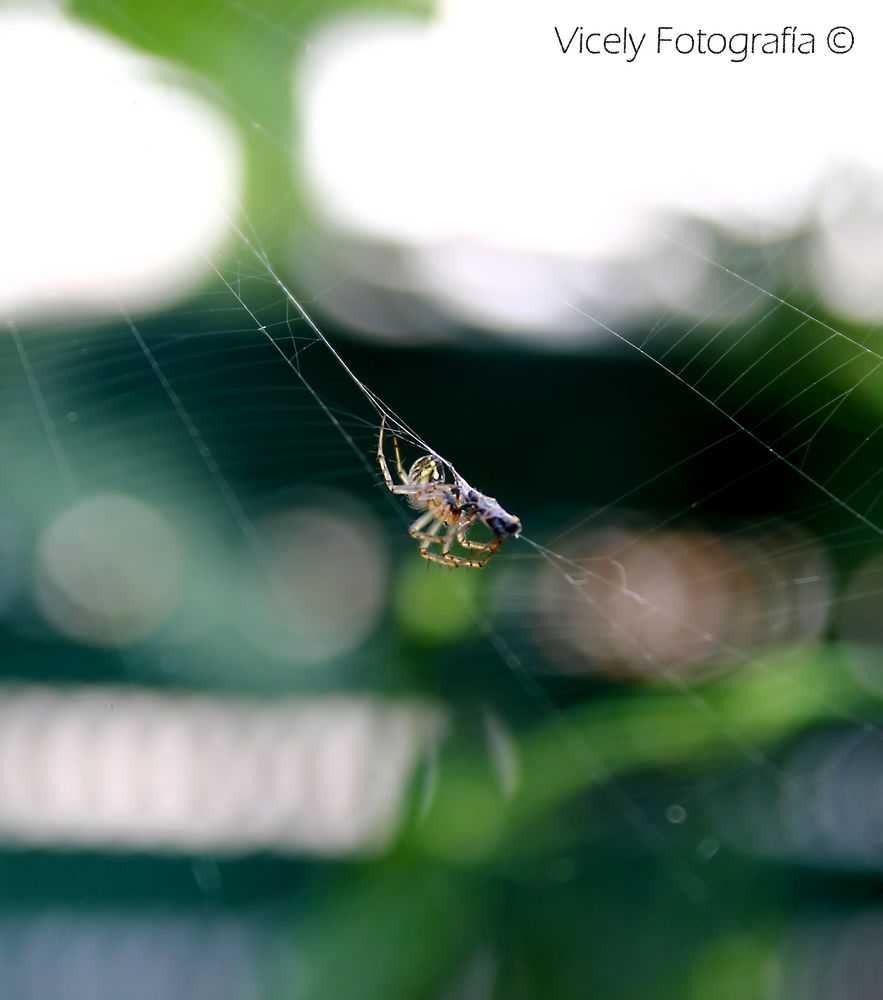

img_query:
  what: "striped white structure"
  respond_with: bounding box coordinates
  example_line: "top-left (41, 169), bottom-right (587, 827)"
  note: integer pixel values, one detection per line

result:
top-left (0, 686), bottom-right (444, 855)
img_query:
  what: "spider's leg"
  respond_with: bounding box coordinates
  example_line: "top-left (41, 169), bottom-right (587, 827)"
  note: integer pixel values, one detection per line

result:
top-left (413, 518), bottom-right (495, 568)
top-left (419, 548), bottom-right (479, 568)
top-left (407, 509), bottom-right (438, 542)
top-left (462, 538), bottom-right (503, 567)
top-left (392, 484), bottom-right (439, 497)
top-left (457, 539), bottom-right (499, 551)
top-left (418, 543), bottom-right (501, 569)
top-left (475, 539), bottom-right (503, 566)
top-left (391, 429), bottom-right (408, 483)
top-left (452, 516), bottom-right (500, 552)
top-left (411, 516), bottom-right (450, 548)
top-left (442, 516), bottom-right (475, 554)
top-left (377, 415), bottom-right (396, 492)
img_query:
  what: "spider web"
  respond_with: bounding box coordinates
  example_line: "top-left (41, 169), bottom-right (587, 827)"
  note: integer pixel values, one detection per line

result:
top-left (8, 200), bottom-right (883, 898)
top-left (209, 221), bottom-right (883, 874)
top-left (6, 1), bottom-right (883, 996)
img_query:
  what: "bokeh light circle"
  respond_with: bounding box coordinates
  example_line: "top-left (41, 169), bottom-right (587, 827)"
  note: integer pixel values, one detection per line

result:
top-left (34, 493), bottom-right (183, 647)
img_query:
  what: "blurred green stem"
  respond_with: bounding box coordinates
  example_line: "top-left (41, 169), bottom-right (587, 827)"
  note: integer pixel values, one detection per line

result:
top-left (411, 646), bottom-right (864, 861)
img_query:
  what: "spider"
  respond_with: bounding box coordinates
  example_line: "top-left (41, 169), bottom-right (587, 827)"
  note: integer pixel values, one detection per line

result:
top-left (378, 415), bottom-right (521, 568)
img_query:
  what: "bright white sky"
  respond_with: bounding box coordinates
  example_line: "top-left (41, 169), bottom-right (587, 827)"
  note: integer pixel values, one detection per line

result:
top-left (2, 0), bottom-right (883, 323)
top-left (301, 0), bottom-right (883, 326)
top-left (0, 5), bottom-right (239, 320)
top-left (303, 0), bottom-right (882, 251)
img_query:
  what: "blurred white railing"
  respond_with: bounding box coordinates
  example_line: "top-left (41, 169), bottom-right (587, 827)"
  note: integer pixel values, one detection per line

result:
top-left (0, 685), bottom-right (444, 855)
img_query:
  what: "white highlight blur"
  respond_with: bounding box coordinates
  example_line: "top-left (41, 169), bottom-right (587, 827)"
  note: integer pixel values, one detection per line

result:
top-left (534, 524), bottom-right (830, 678)
top-left (0, 6), bottom-right (240, 320)
top-left (301, 0), bottom-right (883, 329)
top-left (0, 685), bottom-right (444, 855)
top-left (246, 502), bottom-right (388, 665)
top-left (34, 493), bottom-right (183, 646)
